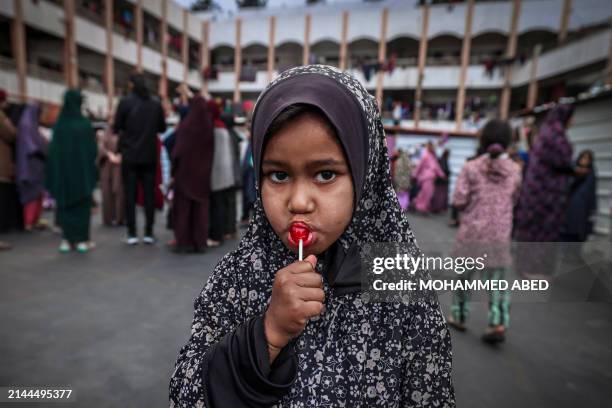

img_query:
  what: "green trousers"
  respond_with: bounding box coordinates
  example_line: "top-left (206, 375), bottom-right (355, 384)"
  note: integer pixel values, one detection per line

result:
top-left (450, 267), bottom-right (510, 327)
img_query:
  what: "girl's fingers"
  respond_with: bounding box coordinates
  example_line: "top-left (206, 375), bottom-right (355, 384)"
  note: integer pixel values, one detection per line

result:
top-left (289, 259), bottom-right (317, 274)
top-left (304, 254), bottom-right (317, 269)
top-left (302, 301), bottom-right (325, 318)
top-left (294, 272), bottom-right (324, 288)
top-left (298, 287), bottom-right (325, 303)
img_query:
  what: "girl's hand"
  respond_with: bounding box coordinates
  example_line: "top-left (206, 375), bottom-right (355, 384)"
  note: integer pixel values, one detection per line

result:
top-left (264, 255), bottom-right (324, 350)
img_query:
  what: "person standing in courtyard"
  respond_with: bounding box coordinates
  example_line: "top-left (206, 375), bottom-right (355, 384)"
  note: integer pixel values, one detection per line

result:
top-left (514, 105), bottom-right (576, 242)
top-left (0, 89), bottom-right (17, 250)
top-left (45, 90), bottom-right (98, 253)
top-left (207, 100), bottom-right (237, 247)
top-left (561, 149), bottom-right (597, 243)
top-left (171, 95), bottom-right (215, 253)
top-left (412, 141), bottom-right (446, 214)
top-left (113, 73), bottom-right (166, 245)
top-left (448, 119), bottom-right (522, 344)
top-left (15, 104), bottom-right (47, 231)
top-left (97, 123), bottom-right (124, 227)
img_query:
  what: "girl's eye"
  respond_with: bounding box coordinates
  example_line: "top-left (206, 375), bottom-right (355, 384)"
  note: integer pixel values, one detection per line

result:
top-left (269, 171), bottom-right (289, 183)
top-left (315, 171), bottom-right (336, 183)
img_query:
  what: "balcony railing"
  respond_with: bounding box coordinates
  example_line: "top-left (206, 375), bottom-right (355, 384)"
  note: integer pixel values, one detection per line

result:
top-left (27, 63), bottom-right (65, 84)
top-left (0, 56), bottom-right (17, 72)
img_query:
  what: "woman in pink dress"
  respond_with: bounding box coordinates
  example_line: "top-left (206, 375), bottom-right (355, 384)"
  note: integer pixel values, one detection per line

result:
top-left (412, 141), bottom-right (445, 213)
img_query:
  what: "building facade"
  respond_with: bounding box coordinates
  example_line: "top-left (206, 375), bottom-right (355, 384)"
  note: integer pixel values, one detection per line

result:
top-left (0, 0), bottom-right (611, 131)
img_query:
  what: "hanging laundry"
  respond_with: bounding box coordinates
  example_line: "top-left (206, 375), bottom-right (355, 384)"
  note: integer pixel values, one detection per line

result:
top-left (239, 64), bottom-right (257, 82)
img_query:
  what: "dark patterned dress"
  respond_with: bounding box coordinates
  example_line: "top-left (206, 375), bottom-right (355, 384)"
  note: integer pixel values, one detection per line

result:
top-left (169, 65), bottom-right (455, 408)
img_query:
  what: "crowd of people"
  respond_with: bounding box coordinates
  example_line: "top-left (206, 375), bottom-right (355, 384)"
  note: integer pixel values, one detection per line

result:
top-left (0, 82), bottom-right (599, 260)
top-left (0, 74), bottom-right (256, 254)
top-left (390, 106), bottom-right (599, 344)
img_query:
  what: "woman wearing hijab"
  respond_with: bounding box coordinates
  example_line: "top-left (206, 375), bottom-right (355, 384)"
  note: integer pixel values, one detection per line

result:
top-left (208, 100), bottom-right (237, 247)
top-left (16, 104), bottom-right (47, 231)
top-left (412, 141), bottom-right (446, 214)
top-left (171, 96), bottom-right (214, 253)
top-left (448, 120), bottom-right (522, 344)
top-left (220, 112), bottom-right (243, 240)
top-left (45, 90), bottom-right (98, 253)
top-left (392, 148), bottom-right (413, 211)
top-left (169, 65), bottom-right (454, 407)
top-left (561, 150), bottom-right (597, 243)
top-left (431, 149), bottom-right (451, 213)
top-left (514, 105), bottom-right (575, 242)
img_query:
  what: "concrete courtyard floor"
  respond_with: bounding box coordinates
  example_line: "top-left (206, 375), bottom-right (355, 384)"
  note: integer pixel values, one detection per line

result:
top-left (1, 208), bottom-right (611, 407)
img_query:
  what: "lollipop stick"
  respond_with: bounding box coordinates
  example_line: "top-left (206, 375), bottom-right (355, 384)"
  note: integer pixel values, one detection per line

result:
top-left (299, 239), bottom-right (303, 261)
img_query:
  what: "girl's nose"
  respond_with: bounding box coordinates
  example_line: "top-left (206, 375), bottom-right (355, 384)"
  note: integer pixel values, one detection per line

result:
top-left (288, 181), bottom-right (315, 214)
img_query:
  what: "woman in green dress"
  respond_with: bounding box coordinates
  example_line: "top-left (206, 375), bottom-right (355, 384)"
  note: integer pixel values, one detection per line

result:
top-left (45, 90), bottom-right (98, 253)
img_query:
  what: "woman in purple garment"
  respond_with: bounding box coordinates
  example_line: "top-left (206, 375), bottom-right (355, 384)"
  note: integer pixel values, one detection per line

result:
top-left (514, 105), bottom-right (576, 242)
top-left (16, 104), bottom-right (47, 231)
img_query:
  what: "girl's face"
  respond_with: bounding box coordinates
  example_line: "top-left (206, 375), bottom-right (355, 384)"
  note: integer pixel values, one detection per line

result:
top-left (578, 152), bottom-right (592, 168)
top-left (261, 113), bottom-right (355, 257)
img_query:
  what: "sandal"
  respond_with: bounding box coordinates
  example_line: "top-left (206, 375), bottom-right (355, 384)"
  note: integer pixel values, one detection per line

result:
top-left (481, 327), bottom-right (506, 344)
top-left (447, 316), bottom-right (467, 332)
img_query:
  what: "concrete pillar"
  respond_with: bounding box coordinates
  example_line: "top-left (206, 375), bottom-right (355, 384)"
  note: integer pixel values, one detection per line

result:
top-left (233, 18), bottom-right (242, 103)
top-left (558, 0), bottom-right (572, 44)
top-left (605, 29), bottom-right (612, 85)
top-left (375, 8), bottom-right (389, 111)
top-left (104, 0), bottom-right (114, 115)
top-left (63, 0), bottom-right (78, 88)
top-left (303, 14), bottom-right (311, 65)
top-left (455, 0), bottom-right (475, 131)
top-left (182, 10), bottom-right (189, 88)
top-left (527, 44), bottom-right (542, 109)
top-left (11, 0), bottom-right (27, 102)
top-left (267, 16), bottom-right (276, 83)
top-left (414, 5), bottom-right (430, 128)
top-left (339, 11), bottom-right (349, 70)
top-left (201, 20), bottom-right (209, 94)
top-left (500, 0), bottom-right (521, 120)
top-left (159, 0), bottom-right (168, 101)
top-left (136, 0), bottom-right (143, 72)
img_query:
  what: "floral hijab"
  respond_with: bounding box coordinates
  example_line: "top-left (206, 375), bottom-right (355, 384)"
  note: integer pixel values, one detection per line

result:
top-left (170, 65), bottom-right (454, 408)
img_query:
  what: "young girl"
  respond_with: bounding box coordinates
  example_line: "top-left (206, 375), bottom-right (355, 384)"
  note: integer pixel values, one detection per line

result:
top-left (448, 119), bottom-right (522, 344)
top-left (169, 65), bottom-right (454, 407)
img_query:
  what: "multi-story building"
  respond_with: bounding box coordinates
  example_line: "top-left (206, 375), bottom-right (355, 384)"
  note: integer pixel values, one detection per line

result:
top-left (1, 0), bottom-right (611, 128)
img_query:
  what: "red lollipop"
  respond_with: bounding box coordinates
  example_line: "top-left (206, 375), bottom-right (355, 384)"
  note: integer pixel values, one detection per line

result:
top-left (289, 222), bottom-right (312, 260)
top-left (289, 223), bottom-right (310, 242)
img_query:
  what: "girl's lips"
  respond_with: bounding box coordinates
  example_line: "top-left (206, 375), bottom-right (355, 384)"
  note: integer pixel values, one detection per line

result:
top-left (288, 222), bottom-right (315, 248)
